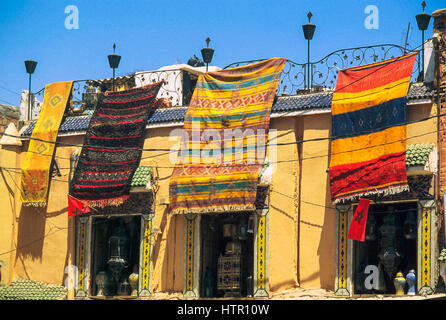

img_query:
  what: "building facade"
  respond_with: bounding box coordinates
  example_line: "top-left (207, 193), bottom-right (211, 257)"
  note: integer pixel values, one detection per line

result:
top-left (0, 8), bottom-right (445, 300)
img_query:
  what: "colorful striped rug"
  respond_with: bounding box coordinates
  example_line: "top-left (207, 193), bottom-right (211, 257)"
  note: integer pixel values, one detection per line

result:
top-left (20, 81), bottom-right (73, 207)
top-left (70, 82), bottom-right (162, 208)
top-left (169, 58), bottom-right (286, 214)
top-left (329, 52), bottom-right (417, 203)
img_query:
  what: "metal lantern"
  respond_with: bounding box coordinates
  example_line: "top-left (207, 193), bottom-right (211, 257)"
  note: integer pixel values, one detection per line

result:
top-left (201, 37), bottom-right (214, 72)
top-left (24, 59), bottom-right (38, 120)
top-left (403, 210), bottom-right (417, 240)
top-left (302, 12), bottom-right (316, 40)
top-left (416, 1), bottom-right (431, 31)
top-left (24, 60), bottom-right (37, 74)
top-left (302, 12), bottom-right (316, 89)
top-left (415, 1), bottom-right (431, 82)
top-left (107, 220), bottom-right (129, 284)
top-left (378, 212), bottom-right (403, 279)
top-left (108, 43), bottom-right (121, 91)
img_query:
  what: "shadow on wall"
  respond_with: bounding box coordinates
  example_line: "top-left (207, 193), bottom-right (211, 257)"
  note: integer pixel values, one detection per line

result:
top-left (15, 206), bottom-right (47, 262)
top-left (298, 114), bottom-right (336, 290)
top-left (317, 120), bottom-right (336, 290)
top-left (151, 204), bottom-right (169, 292)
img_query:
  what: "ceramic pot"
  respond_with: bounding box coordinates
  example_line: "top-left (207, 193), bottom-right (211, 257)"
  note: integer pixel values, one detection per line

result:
top-left (394, 272), bottom-right (406, 295)
top-left (95, 271), bottom-right (107, 296)
top-left (406, 269), bottom-right (416, 295)
top-left (128, 272), bottom-right (139, 296)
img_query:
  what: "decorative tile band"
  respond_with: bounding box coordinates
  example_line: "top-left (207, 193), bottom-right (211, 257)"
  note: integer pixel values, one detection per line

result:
top-left (257, 215), bottom-right (266, 291)
top-left (140, 217), bottom-right (152, 293)
top-left (185, 217), bottom-right (195, 293)
top-left (338, 210), bottom-right (348, 290)
top-left (421, 207), bottom-right (431, 288)
top-left (77, 221), bottom-right (87, 295)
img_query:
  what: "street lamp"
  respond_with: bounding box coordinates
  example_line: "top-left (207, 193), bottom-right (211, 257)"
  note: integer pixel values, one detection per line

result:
top-left (108, 43), bottom-right (121, 91)
top-left (302, 12), bottom-right (316, 90)
top-left (201, 37), bottom-right (214, 72)
top-left (24, 59), bottom-right (37, 120)
top-left (415, 1), bottom-right (431, 82)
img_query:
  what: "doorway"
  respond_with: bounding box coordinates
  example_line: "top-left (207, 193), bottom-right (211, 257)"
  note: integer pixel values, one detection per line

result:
top-left (353, 202), bottom-right (417, 294)
top-left (199, 212), bottom-right (254, 298)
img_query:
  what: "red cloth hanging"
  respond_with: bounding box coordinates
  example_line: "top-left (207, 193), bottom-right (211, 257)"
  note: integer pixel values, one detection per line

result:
top-left (348, 198), bottom-right (371, 241)
top-left (68, 195), bottom-right (91, 217)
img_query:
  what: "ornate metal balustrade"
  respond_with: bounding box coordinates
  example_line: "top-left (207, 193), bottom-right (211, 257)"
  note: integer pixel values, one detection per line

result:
top-left (30, 68), bottom-right (198, 119)
top-left (29, 43), bottom-right (424, 119)
top-left (224, 43), bottom-right (423, 96)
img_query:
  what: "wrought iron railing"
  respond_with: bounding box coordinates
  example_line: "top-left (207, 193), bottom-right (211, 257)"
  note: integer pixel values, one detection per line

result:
top-left (30, 68), bottom-right (198, 120)
top-left (223, 43), bottom-right (423, 96)
top-left (29, 43), bottom-right (424, 120)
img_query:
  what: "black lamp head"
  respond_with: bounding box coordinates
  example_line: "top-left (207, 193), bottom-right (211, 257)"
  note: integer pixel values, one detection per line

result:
top-left (108, 43), bottom-right (121, 69)
top-left (201, 37), bottom-right (214, 64)
top-left (25, 60), bottom-right (37, 74)
top-left (416, 1), bottom-right (431, 31)
top-left (108, 54), bottom-right (121, 69)
top-left (302, 11), bottom-right (316, 40)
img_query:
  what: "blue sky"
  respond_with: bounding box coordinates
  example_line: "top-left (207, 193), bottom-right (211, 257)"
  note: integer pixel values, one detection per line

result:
top-left (0, 0), bottom-right (444, 107)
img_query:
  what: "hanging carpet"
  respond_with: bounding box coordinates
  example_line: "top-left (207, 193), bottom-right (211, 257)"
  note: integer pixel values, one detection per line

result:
top-left (169, 58), bottom-right (286, 214)
top-left (20, 81), bottom-right (73, 207)
top-left (70, 82), bottom-right (162, 208)
top-left (328, 52), bottom-right (417, 203)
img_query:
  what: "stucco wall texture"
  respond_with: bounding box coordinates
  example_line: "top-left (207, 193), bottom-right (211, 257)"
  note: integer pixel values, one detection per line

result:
top-left (0, 100), bottom-right (437, 297)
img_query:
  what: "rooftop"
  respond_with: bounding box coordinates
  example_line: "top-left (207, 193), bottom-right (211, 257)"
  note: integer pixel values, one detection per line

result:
top-left (21, 82), bottom-right (433, 137)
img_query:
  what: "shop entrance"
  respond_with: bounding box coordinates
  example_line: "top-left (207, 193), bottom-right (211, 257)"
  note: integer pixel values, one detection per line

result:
top-left (353, 202), bottom-right (418, 294)
top-left (199, 212), bottom-right (254, 298)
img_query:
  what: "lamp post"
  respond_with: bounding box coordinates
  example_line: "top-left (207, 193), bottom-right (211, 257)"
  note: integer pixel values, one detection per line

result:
top-left (108, 43), bottom-right (121, 91)
top-left (201, 37), bottom-right (214, 72)
top-left (24, 59), bottom-right (37, 120)
top-left (302, 12), bottom-right (316, 90)
top-left (415, 1), bottom-right (431, 82)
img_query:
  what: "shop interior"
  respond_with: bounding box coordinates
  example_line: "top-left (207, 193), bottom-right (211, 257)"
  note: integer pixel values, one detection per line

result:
top-left (353, 202), bottom-right (418, 294)
top-left (199, 212), bottom-right (255, 298)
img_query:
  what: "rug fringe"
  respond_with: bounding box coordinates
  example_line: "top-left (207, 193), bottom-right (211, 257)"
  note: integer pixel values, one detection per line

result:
top-left (82, 195), bottom-right (130, 208)
top-left (171, 204), bottom-right (255, 215)
top-left (22, 202), bottom-right (47, 207)
top-left (334, 184), bottom-right (410, 204)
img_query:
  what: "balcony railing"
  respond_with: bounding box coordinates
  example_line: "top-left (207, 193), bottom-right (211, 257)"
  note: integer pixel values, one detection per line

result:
top-left (29, 43), bottom-right (423, 120)
top-left (223, 43), bottom-right (423, 96)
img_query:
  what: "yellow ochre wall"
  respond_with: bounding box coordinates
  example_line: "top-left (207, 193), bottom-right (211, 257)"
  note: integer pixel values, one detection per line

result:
top-left (0, 100), bottom-right (437, 296)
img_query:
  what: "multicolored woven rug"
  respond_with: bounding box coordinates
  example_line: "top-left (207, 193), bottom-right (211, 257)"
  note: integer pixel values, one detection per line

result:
top-left (169, 58), bottom-right (286, 214)
top-left (20, 81), bottom-right (73, 206)
top-left (70, 83), bottom-right (162, 208)
top-left (328, 52), bottom-right (417, 203)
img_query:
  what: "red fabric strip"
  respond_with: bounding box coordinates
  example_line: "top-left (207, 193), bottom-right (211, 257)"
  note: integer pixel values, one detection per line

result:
top-left (73, 191), bottom-right (122, 195)
top-left (87, 147), bottom-right (137, 152)
top-left (97, 111), bottom-right (146, 118)
top-left (90, 135), bottom-right (141, 140)
top-left (329, 152), bottom-right (407, 199)
top-left (74, 183), bottom-right (127, 188)
top-left (101, 102), bottom-right (152, 111)
top-left (103, 94), bottom-right (154, 104)
top-left (93, 119), bottom-right (143, 125)
top-left (82, 160), bottom-right (137, 165)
